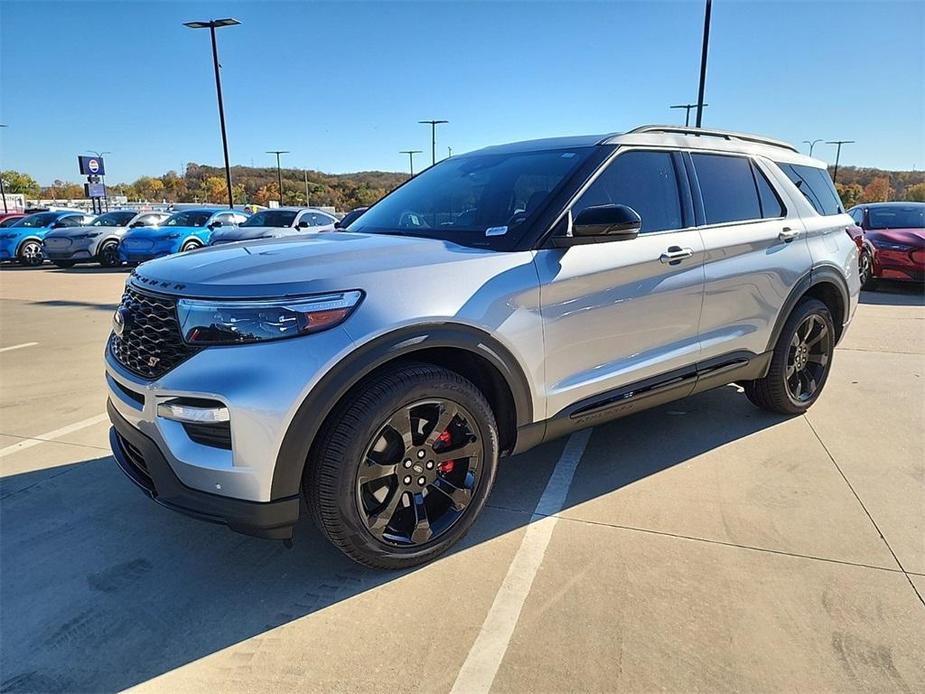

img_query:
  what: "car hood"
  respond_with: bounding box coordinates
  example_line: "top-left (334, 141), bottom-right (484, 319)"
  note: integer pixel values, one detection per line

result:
top-left (130, 232), bottom-right (519, 299)
top-left (45, 225), bottom-right (122, 238)
top-left (867, 228), bottom-right (925, 246)
top-left (124, 226), bottom-right (200, 239)
top-left (210, 226), bottom-right (289, 242)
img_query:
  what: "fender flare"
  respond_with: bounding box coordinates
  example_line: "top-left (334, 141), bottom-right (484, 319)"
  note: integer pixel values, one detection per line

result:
top-left (15, 236), bottom-right (44, 257)
top-left (766, 266), bottom-right (850, 352)
top-left (270, 323), bottom-right (534, 500)
top-left (93, 235), bottom-right (122, 257)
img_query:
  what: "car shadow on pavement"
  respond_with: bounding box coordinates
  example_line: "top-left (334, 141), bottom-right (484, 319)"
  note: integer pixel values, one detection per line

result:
top-left (860, 281), bottom-right (925, 306)
top-left (0, 387), bottom-right (788, 693)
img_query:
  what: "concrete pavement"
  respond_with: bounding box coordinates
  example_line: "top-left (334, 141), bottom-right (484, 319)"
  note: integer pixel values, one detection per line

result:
top-left (0, 266), bottom-right (922, 692)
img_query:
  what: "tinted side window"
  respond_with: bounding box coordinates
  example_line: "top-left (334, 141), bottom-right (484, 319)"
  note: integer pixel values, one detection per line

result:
top-left (779, 164), bottom-right (844, 216)
top-left (573, 150), bottom-right (682, 233)
top-left (691, 153), bottom-right (761, 225)
top-left (752, 164), bottom-right (785, 218)
top-left (849, 209), bottom-right (864, 226)
top-left (58, 216), bottom-right (84, 228)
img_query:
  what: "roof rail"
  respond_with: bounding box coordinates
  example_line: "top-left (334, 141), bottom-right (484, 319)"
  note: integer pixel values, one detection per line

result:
top-left (625, 125), bottom-right (799, 153)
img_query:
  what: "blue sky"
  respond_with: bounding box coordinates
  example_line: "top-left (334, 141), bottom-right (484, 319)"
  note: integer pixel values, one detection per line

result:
top-left (2, 0), bottom-right (923, 184)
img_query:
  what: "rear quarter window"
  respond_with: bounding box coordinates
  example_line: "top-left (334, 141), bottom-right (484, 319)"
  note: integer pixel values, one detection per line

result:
top-left (779, 163), bottom-right (844, 216)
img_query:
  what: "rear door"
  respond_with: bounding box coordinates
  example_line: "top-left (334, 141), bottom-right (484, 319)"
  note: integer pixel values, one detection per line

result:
top-left (689, 152), bottom-right (813, 362)
top-left (535, 148), bottom-right (706, 418)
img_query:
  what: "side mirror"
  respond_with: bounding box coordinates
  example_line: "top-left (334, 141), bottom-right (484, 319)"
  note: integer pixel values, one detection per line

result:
top-left (298, 220), bottom-right (310, 229)
top-left (333, 221), bottom-right (343, 229)
top-left (209, 220), bottom-right (223, 229)
top-left (129, 221), bottom-right (144, 228)
top-left (551, 204), bottom-right (641, 247)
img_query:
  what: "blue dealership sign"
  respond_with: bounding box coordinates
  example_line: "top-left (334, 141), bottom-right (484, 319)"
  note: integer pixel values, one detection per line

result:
top-left (78, 155), bottom-right (106, 176)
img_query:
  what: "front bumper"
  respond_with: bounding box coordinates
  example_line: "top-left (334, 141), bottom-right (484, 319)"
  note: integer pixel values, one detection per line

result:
top-left (108, 400), bottom-right (300, 539)
top-left (44, 236), bottom-right (96, 261)
top-left (119, 239), bottom-right (181, 263)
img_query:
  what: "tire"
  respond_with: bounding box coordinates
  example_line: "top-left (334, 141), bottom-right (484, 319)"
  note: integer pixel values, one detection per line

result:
top-left (52, 260), bottom-right (76, 269)
top-left (744, 298), bottom-right (835, 415)
top-left (97, 240), bottom-right (121, 268)
top-left (305, 363), bottom-right (499, 569)
top-left (17, 240), bottom-right (44, 267)
top-left (859, 250), bottom-right (877, 290)
top-left (180, 240), bottom-right (201, 253)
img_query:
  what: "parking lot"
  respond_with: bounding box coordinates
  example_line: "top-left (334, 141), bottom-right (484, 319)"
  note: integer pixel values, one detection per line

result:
top-left (0, 265), bottom-right (923, 692)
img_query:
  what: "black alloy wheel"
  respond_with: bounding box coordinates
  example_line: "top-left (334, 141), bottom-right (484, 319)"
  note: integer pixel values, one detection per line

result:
top-left (357, 399), bottom-right (482, 547)
top-left (98, 240), bottom-right (121, 267)
top-left (858, 251), bottom-right (873, 288)
top-left (785, 313), bottom-right (831, 403)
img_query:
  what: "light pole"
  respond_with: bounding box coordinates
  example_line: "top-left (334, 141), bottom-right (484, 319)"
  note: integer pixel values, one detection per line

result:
top-left (266, 150), bottom-right (289, 205)
top-left (802, 139), bottom-right (823, 157)
top-left (400, 150), bottom-right (422, 176)
top-left (86, 149), bottom-right (111, 211)
top-left (695, 0), bottom-right (712, 127)
top-left (418, 120), bottom-right (448, 166)
top-left (670, 103), bottom-right (708, 127)
top-left (0, 124), bottom-right (7, 213)
top-left (826, 140), bottom-right (855, 184)
top-left (184, 17), bottom-right (241, 209)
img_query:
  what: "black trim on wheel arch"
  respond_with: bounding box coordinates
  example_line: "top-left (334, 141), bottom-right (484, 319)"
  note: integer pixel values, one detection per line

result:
top-left (765, 267), bottom-right (850, 352)
top-left (108, 400), bottom-right (300, 539)
top-left (271, 323), bottom-right (534, 500)
top-left (16, 236), bottom-right (43, 256)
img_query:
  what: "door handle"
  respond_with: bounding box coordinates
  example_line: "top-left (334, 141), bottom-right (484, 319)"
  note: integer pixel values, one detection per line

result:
top-left (778, 227), bottom-right (800, 242)
top-left (659, 246), bottom-right (694, 265)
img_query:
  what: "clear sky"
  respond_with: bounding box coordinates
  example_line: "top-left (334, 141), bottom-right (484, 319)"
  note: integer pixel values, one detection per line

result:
top-left (2, 0), bottom-right (923, 184)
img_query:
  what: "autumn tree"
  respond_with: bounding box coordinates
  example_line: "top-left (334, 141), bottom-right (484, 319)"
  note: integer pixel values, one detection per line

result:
top-left (905, 182), bottom-right (925, 202)
top-left (1, 170), bottom-right (40, 197)
top-left (836, 183), bottom-right (863, 209)
top-left (862, 177), bottom-right (894, 203)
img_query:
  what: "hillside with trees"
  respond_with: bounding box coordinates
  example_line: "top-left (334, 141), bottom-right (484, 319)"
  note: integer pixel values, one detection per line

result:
top-left (3, 162), bottom-right (923, 212)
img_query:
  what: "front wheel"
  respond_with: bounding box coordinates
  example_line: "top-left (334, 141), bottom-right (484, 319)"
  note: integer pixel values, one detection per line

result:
top-left (859, 251), bottom-right (877, 290)
top-left (17, 240), bottom-right (44, 266)
top-left (97, 240), bottom-right (121, 267)
top-left (180, 240), bottom-right (201, 253)
top-left (744, 298), bottom-right (835, 415)
top-left (306, 363), bottom-right (499, 569)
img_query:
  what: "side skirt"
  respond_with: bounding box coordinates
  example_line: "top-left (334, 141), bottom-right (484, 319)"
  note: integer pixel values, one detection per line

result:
top-left (512, 350), bottom-right (772, 454)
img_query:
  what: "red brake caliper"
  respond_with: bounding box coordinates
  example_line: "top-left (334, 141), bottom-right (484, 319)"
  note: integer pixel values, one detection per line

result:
top-left (436, 429), bottom-right (455, 474)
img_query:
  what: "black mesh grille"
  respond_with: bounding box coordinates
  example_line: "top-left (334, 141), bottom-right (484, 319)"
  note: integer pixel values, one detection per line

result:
top-left (110, 286), bottom-right (201, 379)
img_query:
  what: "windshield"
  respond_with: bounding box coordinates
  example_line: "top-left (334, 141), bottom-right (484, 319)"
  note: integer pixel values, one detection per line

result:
top-left (13, 212), bottom-right (59, 228)
top-left (163, 211), bottom-right (214, 227)
top-left (240, 210), bottom-right (298, 228)
top-left (339, 208), bottom-right (368, 228)
top-left (868, 205), bottom-right (925, 230)
top-left (350, 147), bottom-right (593, 247)
top-left (90, 211), bottom-right (136, 227)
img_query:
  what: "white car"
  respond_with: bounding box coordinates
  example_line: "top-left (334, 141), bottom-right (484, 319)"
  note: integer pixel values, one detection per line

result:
top-left (43, 210), bottom-right (171, 267)
top-left (209, 207), bottom-right (336, 245)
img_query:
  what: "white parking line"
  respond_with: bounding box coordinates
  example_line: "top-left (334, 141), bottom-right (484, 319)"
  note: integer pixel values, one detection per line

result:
top-left (451, 428), bottom-right (592, 694)
top-left (0, 342), bottom-right (38, 354)
top-left (0, 413), bottom-right (109, 459)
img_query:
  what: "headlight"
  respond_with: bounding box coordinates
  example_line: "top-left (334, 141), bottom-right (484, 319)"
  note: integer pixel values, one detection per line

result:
top-left (177, 290), bottom-right (363, 345)
top-left (870, 237), bottom-right (915, 252)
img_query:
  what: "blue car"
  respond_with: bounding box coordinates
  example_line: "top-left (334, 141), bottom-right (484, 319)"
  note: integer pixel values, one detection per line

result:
top-left (0, 210), bottom-right (96, 266)
top-left (118, 208), bottom-right (250, 264)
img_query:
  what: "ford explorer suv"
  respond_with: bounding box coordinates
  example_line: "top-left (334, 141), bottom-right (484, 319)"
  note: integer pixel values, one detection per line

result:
top-left (105, 126), bottom-right (859, 569)
top-left (209, 207), bottom-right (336, 246)
top-left (44, 209), bottom-right (171, 268)
top-left (118, 208), bottom-right (249, 263)
top-left (1, 210), bottom-right (95, 266)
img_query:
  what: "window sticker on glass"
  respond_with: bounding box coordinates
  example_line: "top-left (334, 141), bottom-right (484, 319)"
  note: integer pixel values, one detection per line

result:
top-left (485, 225), bottom-right (508, 236)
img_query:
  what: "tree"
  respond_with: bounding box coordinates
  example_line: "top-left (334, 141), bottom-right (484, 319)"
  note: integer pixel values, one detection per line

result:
top-left (202, 176), bottom-right (228, 203)
top-left (862, 177), bottom-right (894, 203)
top-left (1, 170), bottom-right (40, 197)
top-left (905, 182), bottom-right (925, 202)
top-left (836, 183), bottom-right (863, 209)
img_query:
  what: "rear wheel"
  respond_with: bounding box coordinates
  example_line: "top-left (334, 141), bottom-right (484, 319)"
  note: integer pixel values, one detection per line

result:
top-left (17, 240), bottom-right (44, 267)
top-left (859, 250), bottom-right (877, 290)
top-left (306, 363), bottom-right (499, 569)
top-left (98, 240), bottom-right (121, 267)
top-left (180, 240), bottom-right (201, 253)
top-left (744, 298), bottom-right (835, 415)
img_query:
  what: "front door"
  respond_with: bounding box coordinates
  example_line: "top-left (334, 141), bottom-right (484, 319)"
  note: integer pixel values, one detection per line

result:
top-left (535, 148), bottom-right (706, 419)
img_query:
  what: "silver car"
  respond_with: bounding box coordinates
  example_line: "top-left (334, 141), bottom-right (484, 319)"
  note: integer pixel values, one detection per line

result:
top-left (209, 207), bottom-right (336, 245)
top-left (44, 210), bottom-right (170, 267)
top-left (105, 125), bottom-right (859, 569)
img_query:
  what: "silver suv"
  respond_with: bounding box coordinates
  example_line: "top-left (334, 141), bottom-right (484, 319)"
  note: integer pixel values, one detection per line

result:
top-left (105, 125), bottom-right (859, 569)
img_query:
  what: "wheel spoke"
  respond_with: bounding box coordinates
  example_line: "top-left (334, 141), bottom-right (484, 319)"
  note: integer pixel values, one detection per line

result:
top-left (431, 477), bottom-right (472, 512)
top-left (805, 324), bottom-right (828, 348)
top-left (435, 441), bottom-right (480, 463)
top-left (424, 403), bottom-right (458, 446)
top-left (410, 493), bottom-right (432, 543)
top-left (386, 407), bottom-right (414, 449)
top-left (786, 363), bottom-right (796, 378)
top-left (807, 353), bottom-right (828, 366)
top-left (367, 489), bottom-right (405, 538)
top-left (357, 458), bottom-right (398, 485)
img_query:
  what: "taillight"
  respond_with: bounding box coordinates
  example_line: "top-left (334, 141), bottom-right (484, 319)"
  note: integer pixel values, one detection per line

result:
top-left (846, 226), bottom-right (864, 250)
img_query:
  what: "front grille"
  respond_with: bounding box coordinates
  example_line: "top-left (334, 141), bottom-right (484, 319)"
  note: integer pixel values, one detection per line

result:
top-left (110, 286), bottom-right (201, 379)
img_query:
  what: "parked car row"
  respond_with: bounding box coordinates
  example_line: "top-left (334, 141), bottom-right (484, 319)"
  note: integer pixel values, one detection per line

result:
top-left (846, 202), bottom-right (925, 288)
top-left (0, 205), bottom-right (367, 268)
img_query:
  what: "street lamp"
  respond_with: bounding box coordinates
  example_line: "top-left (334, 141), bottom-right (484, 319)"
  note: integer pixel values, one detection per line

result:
top-left (670, 103), bottom-right (708, 128)
top-left (418, 120), bottom-right (448, 166)
top-left (266, 150), bottom-right (289, 205)
top-left (400, 150), bottom-right (423, 176)
top-left (0, 124), bottom-right (7, 213)
top-left (826, 140), bottom-right (855, 184)
top-left (694, 0), bottom-right (712, 127)
top-left (183, 17), bottom-right (241, 209)
top-left (802, 139), bottom-right (823, 157)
